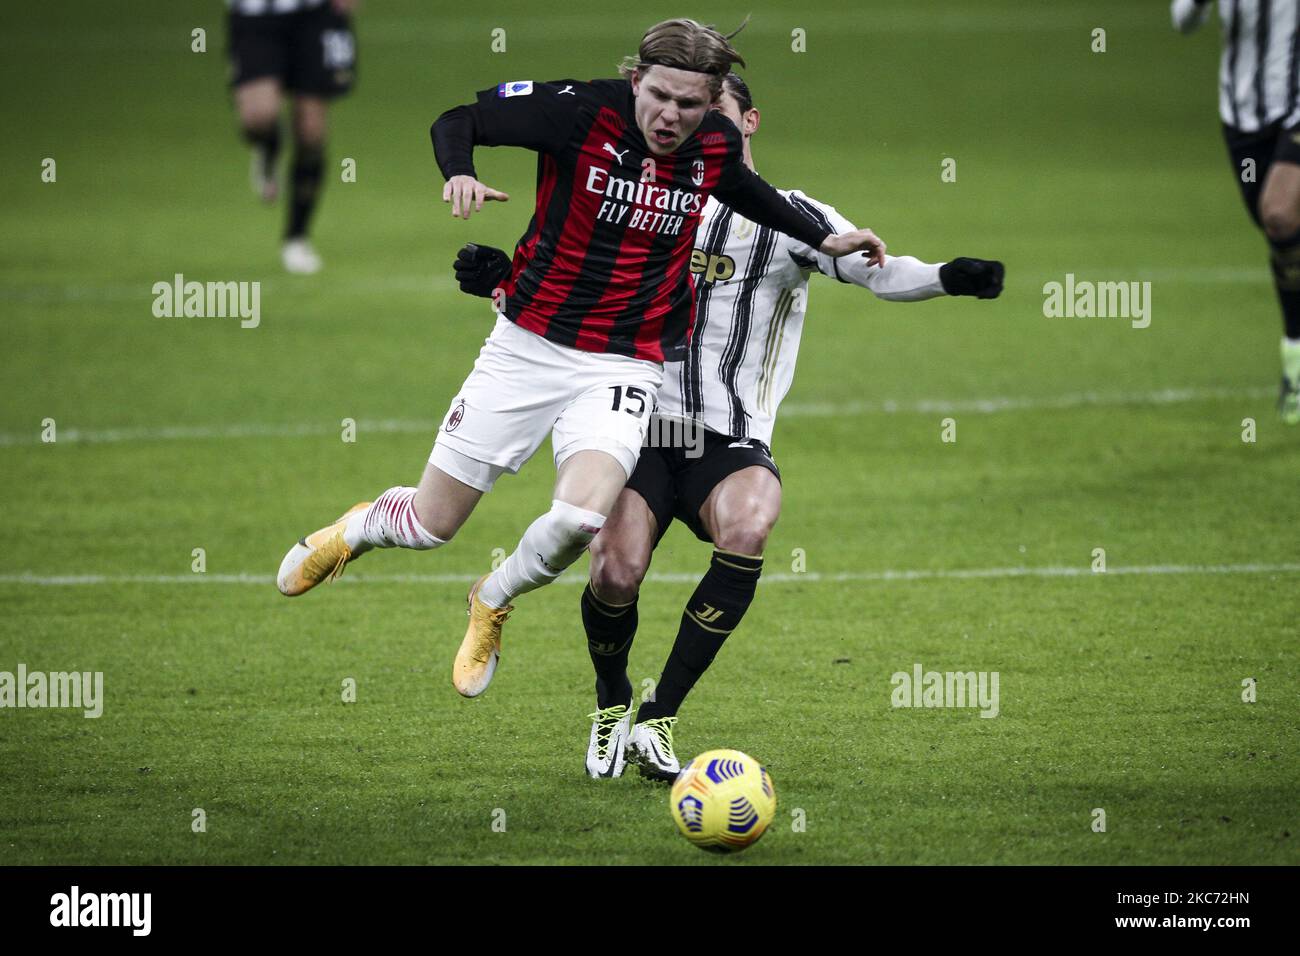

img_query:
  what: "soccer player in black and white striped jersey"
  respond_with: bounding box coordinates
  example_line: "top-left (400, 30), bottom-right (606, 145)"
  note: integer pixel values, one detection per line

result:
top-left (1173, 0), bottom-right (1300, 421)
top-left (225, 0), bottom-right (358, 274)
top-left (455, 73), bottom-right (1004, 779)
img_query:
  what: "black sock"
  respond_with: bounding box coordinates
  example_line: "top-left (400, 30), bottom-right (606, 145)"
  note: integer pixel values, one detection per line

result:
top-left (582, 583), bottom-right (636, 710)
top-left (1268, 229), bottom-right (1300, 339)
top-left (243, 123), bottom-right (281, 178)
top-left (286, 145), bottom-right (325, 240)
top-left (638, 550), bottom-right (763, 722)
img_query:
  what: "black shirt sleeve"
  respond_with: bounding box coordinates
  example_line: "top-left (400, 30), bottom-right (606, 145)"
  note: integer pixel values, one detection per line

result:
top-left (710, 120), bottom-right (833, 251)
top-left (431, 79), bottom-right (584, 181)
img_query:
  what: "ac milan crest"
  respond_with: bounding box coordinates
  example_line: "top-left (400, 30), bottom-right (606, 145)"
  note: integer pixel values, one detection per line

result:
top-left (446, 400), bottom-right (466, 432)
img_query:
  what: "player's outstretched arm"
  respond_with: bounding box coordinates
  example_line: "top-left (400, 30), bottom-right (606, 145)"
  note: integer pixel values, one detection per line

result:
top-left (820, 248), bottom-right (1003, 301)
top-left (789, 191), bottom-right (1003, 299)
top-left (819, 229), bottom-right (887, 267)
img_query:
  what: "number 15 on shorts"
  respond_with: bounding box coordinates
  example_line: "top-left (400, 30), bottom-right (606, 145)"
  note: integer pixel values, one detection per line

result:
top-left (609, 385), bottom-right (650, 417)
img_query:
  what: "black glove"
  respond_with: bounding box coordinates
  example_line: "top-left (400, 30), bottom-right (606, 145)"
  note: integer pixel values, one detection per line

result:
top-left (939, 257), bottom-right (1004, 299)
top-left (453, 243), bottom-right (513, 298)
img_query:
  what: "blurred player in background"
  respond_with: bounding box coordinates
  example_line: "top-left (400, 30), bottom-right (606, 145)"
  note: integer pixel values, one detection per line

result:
top-left (275, 19), bottom-right (888, 704)
top-left (456, 73), bottom-right (1004, 779)
top-left (226, 0), bottom-right (357, 274)
top-left (1173, 0), bottom-right (1300, 422)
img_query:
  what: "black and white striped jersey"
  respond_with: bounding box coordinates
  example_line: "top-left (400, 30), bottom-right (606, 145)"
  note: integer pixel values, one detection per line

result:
top-left (655, 191), bottom-right (946, 446)
top-left (1213, 0), bottom-right (1300, 131)
top-left (226, 0), bottom-right (327, 15)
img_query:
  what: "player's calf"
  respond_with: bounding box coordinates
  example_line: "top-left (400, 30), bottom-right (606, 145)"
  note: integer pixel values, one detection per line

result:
top-left (477, 500), bottom-right (606, 608)
top-left (235, 79), bottom-right (283, 204)
top-left (244, 123), bottom-right (282, 204)
top-left (582, 583), bottom-right (638, 711)
top-left (582, 491), bottom-right (655, 714)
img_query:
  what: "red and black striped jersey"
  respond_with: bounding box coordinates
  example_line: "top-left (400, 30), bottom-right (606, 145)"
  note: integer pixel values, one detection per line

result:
top-left (432, 78), bottom-right (833, 362)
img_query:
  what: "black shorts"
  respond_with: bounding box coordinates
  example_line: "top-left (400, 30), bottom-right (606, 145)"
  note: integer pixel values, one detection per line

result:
top-left (1223, 120), bottom-right (1300, 227)
top-left (625, 426), bottom-right (781, 545)
top-left (227, 6), bottom-right (356, 98)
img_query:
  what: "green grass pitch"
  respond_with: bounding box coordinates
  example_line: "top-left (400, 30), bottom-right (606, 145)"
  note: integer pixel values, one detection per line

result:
top-left (1, 0), bottom-right (1296, 864)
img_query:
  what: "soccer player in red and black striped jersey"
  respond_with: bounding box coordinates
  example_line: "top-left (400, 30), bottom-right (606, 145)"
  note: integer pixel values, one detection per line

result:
top-left (275, 18), bottom-right (885, 701)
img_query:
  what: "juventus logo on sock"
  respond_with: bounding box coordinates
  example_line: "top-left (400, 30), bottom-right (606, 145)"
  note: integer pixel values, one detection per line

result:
top-left (693, 604), bottom-right (724, 623)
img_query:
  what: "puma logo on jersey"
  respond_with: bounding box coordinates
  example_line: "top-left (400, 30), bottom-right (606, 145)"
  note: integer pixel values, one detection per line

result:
top-left (558, 85), bottom-right (575, 95)
top-left (602, 142), bottom-right (629, 165)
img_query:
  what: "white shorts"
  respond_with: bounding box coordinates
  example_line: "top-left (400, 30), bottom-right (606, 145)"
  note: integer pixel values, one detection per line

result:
top-left (430, 315), bottom-right (664, 492)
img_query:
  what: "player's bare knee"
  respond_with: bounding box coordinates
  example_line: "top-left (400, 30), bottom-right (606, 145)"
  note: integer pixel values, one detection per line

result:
top-left (589, 546), bottom-right (645, 604)
top-left (292, 103), bottom-right (328, 149)
top-left (240, 110), bottom-right (279, 139)
top-left (1261, 201), bottom-right (1300, 241)
top-left (294, 126), bottom-right (327, 152)
top-left (714, 513), bottom-right (775, 557)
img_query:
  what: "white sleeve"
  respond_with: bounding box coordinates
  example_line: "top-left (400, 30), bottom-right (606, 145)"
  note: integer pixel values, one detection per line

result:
top-left (785, 191), bottom-right (947, 302)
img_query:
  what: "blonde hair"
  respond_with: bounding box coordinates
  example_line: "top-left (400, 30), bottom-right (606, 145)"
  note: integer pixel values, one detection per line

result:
top-left (618, 16), bottom-right (750, 99)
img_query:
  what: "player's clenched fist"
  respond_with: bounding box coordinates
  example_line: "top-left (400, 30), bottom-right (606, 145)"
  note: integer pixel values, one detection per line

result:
top-left (938, 257), bottom-right (1005, 299)
top-left (820, 228), bottom-right (887, 267)
top-left (454, 243), bottom-right (513, 297)
top-left (443, 175), bottom-right (510, 220)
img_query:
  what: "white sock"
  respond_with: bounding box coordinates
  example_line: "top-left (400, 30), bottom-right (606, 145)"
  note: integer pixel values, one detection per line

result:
top-left (479, 500), bottom-right (606, 608)
top-left (1283, 337), bottom-right (1300, 383)
top-left (345, 486), bottom-right (445, 551)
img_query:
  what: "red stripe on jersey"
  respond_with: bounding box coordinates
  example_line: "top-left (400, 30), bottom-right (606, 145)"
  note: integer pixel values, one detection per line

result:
top-left (573, 153), bottom-right (679, 353)
top-left (514, 108), bottom-right (626, 337)
top-left (505, 154), bottom-right (559, 301)
top-left (634, 133), bottom-right (729, 358)
top-left (635, 226), bottom-right (693, 358)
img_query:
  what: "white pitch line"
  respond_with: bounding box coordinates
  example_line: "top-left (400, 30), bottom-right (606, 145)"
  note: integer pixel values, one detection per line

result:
top-left (0, 386), bottom-right (1273, 448)
top-left (779, 385), bottom-right (1273, 417)
top-left (0, 419), bottom-right (434, 448)
top-left (0, 563), bottom-right (1296, 588)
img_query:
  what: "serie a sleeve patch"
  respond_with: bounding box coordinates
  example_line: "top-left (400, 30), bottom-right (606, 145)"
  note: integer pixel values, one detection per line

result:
top-left (497, 80), bottom-right (534, 98)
